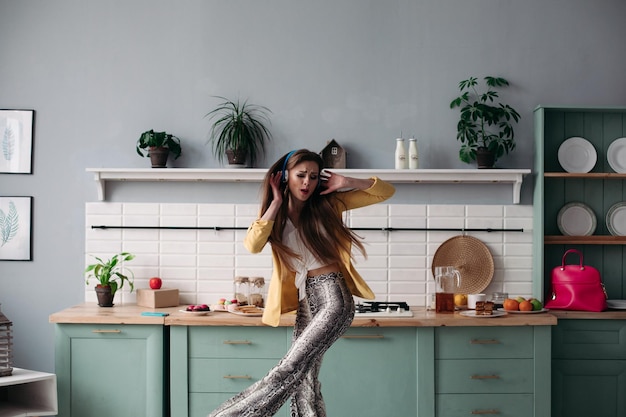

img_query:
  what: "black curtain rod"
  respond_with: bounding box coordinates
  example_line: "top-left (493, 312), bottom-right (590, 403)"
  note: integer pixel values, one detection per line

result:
top-left (91, 225), bottom-right (523, 233)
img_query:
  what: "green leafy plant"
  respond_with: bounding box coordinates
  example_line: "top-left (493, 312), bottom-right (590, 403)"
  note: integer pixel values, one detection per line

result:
top-left (450, 76), bottom-right (521, 164)
top-left (85, 252), bottom-right (135, 296)
top-left (136, 130), bottom-right (182, 160)
top-left (205, 96), bottom-right (272, 167)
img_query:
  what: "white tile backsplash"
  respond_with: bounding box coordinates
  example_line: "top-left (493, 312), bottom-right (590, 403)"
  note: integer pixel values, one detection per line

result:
top-left (85, 203), bottom-right (535, 305)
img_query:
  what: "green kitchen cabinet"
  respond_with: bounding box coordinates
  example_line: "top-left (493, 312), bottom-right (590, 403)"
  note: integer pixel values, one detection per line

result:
top-left (532, 106), bottom-right (626, 301)
top-left (533, 106), bottom-right (626, 417)
top-left (319, 327), bottom-right (417, 416)
top-left (171, 326), bottom-right (418, 417)
top-left (54, 323), bottom-right (166, 417)
top-left (552, 320), bottom-right (626, 417)
top-left (170, 325), bottom-right (291, 417)
top-left (433, 326), bottom-right (552, 417)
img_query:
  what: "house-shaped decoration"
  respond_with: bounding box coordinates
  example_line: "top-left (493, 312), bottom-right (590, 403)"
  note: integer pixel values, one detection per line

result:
top-left (320, 139), bottom-right (346, 169)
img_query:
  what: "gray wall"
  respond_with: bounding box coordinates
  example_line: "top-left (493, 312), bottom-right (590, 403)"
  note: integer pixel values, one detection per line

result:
top-left (1, 0), bottom-right (625, 372)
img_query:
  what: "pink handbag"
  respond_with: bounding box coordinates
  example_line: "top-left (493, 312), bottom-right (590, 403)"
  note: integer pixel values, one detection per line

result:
top-left (545, 249), bottom-right (607, 312)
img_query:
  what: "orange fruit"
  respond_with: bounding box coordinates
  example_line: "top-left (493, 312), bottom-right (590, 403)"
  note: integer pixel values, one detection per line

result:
top-left (519, 300), bottom-right (533, 311)
top-left (503, 298), bottom-right (519, 311)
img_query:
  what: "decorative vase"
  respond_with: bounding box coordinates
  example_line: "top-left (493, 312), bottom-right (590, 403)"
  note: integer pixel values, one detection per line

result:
top-left (476, 147), bottom-right (496, 169)
top-left (148, 147), bottom-right (169, 168)
top-left (226, 148), bottom-right (247, 167)
top-left (95, 286), bottom-right (114, 307)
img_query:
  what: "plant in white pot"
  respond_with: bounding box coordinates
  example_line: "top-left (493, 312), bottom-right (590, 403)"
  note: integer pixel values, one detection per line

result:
top-left (85, 252), bottom-right (135, 307)
top-left (136, 130), bottom-right (182, 168)
top-left (205, 96), bottom-right (272, 168)
top-left (450, 76), bottom-right (521, 168)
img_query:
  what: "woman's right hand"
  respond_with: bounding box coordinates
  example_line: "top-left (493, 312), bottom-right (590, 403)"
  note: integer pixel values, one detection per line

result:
top-left (260, 172), bottom-right (283, 222)
top-left (269, 171), bottom-right (283, 205)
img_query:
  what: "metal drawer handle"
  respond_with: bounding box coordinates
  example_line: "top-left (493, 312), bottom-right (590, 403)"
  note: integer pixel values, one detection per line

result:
top-left (223, 340), bottom-right (252, 345)
top-left (470, 374), bottom-right (500, 380)
top-left (470, 339), bottom-right (501, 345)
top-left (92, 329), bottom-right (121, 333)
top-left (223, 375), bottom-right (252, 379)
top-left (471, 409), bottom-right (500, 415)
top-left (341, 335), bottom-right (385, 339)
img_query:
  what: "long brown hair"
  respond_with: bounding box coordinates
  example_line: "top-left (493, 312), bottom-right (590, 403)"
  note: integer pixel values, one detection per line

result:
top-left (259, 149), bottom-right (366, 270)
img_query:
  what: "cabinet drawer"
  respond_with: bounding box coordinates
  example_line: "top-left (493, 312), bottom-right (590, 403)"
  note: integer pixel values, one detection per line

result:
top-left (437, 359), bottom-right (533, 393)
top-left (188, 327), bottom-right (289, 358)
top-left (436, 327), bottom-right (533, 359)
top-left (552, 320), bottom-right (626, 359)
top-left (437, 393), bottom-right (533, 417)
top-left (189, 358), bottom-right (278, 392)
top-left (189, 393), bottom-right (289, 417)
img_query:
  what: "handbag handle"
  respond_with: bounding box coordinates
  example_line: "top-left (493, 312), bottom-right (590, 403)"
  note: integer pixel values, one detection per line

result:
top-left (561, 249), bottom-right (585, 270)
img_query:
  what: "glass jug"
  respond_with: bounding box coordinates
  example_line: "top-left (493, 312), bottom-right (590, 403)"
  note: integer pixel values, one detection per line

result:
top-left (434, 266), bottom-right (461, 313)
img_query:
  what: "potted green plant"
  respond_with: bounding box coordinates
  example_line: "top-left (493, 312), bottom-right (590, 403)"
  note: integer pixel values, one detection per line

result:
top-left (136, 130), bottom-right (182, 168)
top-left (205, 96), bottom-right (272, 167)
top-left (85, 252), bottom-right (135, 307)
top-left (450, 76), bottom-right (521, 168)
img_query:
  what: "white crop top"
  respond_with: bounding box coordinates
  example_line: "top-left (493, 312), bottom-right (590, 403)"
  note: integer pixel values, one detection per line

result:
top-left (283, 218), bottom-right (326, 300)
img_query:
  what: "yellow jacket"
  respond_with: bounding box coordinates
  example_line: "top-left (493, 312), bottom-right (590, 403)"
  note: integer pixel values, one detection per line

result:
top-left (244, 177), bottom-right (395, 327)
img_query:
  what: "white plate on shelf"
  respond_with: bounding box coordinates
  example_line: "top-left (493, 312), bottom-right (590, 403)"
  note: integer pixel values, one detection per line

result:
top-left (607, 137), bottom-right (626, 173)
top-left (606, 300), bottom-right (626, 310)
top-left (557, 137), bottom-right (597, 173)
top-left (459, 310), bottom-right (506, 318)
top-left (497, 308), bottom-right (549, 314)
top-left (606, 202), bottom-right (626, 236)
top-left (557, 202), bottom-right (597, 236)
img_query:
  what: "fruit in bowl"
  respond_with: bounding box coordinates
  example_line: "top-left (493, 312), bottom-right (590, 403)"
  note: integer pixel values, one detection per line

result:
top-left (503, 298), bottom-right (520, 311)
top-left (186, 304), bottom-right (210, 312)
top-left (503, 296), bottom-right (544, 311)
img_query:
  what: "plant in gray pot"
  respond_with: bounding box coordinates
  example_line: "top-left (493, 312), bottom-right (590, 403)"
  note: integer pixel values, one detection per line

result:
top-left (85, 252), bottom-right (135, 307)
top-left (205, 96), bottom-right (272, 168)
top-left (136, 130), bottom-right (182, 168)
top-left (450, 76), bottom-right (521, 168)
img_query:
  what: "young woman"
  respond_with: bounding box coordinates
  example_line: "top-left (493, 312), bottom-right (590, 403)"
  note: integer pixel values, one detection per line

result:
top-left (208, 149), bottom-right (395, 417)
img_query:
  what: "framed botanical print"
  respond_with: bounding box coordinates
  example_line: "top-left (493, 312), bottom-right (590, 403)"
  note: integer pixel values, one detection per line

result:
top-left (0, 196), bottom-right (33, 261)
top-left (0, 109), bottom-right (34, 174)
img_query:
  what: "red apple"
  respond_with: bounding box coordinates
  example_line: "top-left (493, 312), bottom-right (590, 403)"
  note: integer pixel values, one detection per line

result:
top-left (149, 277), bottom-right (162, 289)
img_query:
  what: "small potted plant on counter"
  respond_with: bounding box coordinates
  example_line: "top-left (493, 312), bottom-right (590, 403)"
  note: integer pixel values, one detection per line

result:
top-left (450, 76), bottom-right (521, 168)
top-left (136, 129), bottom-right (182, 168)
top-left (85, 252), bottom-right (135, 307)
top-left (205, 96), bottom-right (272, 168)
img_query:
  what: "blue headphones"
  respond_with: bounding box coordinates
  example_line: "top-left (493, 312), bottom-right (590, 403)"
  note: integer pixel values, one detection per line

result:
top-left (281, 150), bottom-right (296, 183)
top-left (281, 150), bottom-right (322, 191)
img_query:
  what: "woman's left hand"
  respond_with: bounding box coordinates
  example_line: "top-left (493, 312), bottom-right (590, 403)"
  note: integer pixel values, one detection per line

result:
top-left (319, 170), bottom-right (347, 195)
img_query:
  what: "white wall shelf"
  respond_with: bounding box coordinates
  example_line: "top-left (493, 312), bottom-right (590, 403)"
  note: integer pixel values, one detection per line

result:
top-left (87, 168), bottom-right (531, 203)
top-left (0, 368), bottom-right (58, 417)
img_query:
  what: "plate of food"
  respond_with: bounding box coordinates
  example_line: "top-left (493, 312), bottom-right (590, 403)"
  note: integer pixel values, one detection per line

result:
top-left (459, 310), bottom-right (506, 318)
top-left (557, 136), bottom-right (597, 173)
top-left (228, 305), bottom-right (264, 317)
top-left (179, 305), bottom-right (211, 316)
top-left (497, 308), bottom-right (549, 314)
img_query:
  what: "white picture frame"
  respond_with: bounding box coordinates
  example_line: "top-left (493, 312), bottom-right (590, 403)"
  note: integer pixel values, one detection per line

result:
top-left (0, 196), bottom-right (33, 261)
top-left (0, 109), bottom-right (34, 174)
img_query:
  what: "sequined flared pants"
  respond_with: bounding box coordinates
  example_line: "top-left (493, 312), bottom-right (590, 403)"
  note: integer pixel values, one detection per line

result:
top-left (207, 272), bottom-right (355, 417)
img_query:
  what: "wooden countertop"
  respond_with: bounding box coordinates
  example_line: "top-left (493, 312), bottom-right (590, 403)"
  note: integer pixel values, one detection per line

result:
top-left (50, 303), bottom-right (561, 327)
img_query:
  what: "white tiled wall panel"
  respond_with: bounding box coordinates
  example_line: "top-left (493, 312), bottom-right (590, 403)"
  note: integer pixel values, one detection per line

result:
top-left (85, 202), bottom-right (534, 307)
